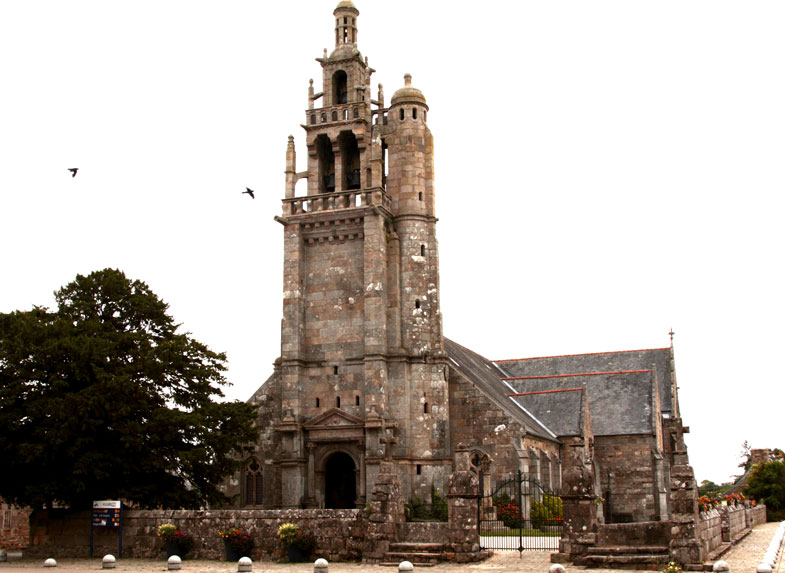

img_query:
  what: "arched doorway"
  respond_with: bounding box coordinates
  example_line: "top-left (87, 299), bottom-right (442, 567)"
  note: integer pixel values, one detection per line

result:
top-left (324, 452), bottom-right (356, 509)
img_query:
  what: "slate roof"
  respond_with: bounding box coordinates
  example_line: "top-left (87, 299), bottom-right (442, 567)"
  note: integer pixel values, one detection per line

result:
top-left (505, 371), bottom-right (656, 436)
top-left (509, 388), bottom-right (585, 437)
top-left (495, 348), bottom-right (675, 416)
top-left (443, 338), bottom-right (557, 441)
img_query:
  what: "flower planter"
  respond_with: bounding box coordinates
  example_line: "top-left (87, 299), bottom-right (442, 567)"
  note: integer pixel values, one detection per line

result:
top-left (287, 545), bottom-right (309, 563)
top-left (165, 541), bottom-right (179, 558)
top-left (224, 539), bottom-right (240, 562)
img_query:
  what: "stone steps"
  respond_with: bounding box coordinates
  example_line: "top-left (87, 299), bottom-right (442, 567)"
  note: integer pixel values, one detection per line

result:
top-left (586, 545), bottom-right (670, 555)
top-left (381, 542), bottom-right (445, 567)
top-left (575, 550), bottom-right (671, 570)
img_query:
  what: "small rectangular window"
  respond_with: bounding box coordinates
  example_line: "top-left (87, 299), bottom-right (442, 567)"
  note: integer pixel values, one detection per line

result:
top-left (416, 464), bottom-right (422, 475)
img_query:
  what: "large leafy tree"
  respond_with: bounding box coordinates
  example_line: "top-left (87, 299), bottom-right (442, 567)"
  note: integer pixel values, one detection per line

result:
top-left (745, 460), bottom-right (785, 520)
top-left (0, 269), bottom-right (258, 509)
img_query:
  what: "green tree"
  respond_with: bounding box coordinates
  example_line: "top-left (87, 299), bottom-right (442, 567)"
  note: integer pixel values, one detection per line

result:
top-left (0, 269), bottom-right (258, 509)
top-left (745, 461), bottom-right (785, 520)
top-left (738, 440), bottom-right (752, 473)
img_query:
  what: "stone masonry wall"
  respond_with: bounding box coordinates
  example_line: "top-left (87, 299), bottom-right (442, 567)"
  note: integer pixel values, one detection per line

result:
top-left (697, 508), bottom-right (722, 556)
top-left (726, 505), bottom-right (748, 541)
top-left (0, 501), bottom-right (31, 550)
top-left (27, 509), bottom-right (364, 561)
top-left (698, 504), bottom-right (767, 559)
top-left (448, 374), bottom-right (521, 481)
top-left (594, 434), bottom-right (657, 522)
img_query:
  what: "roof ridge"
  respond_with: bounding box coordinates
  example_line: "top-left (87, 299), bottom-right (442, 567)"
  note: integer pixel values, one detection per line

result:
top-left (501, 369), bottom-right (652, 380)
top-left (493, 348), bottom-right (670, 362)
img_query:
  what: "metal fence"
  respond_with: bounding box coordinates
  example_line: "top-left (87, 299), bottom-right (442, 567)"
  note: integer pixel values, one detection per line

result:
top-left (478, 470), bottom-right (562, 552)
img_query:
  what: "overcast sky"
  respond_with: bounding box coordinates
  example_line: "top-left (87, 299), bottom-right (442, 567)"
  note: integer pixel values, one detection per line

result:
top-left (2, 0), bottom-right (783, 486)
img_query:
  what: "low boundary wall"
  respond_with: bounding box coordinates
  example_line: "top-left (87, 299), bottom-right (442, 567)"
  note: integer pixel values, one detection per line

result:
top-left (28, 509), bottom-right (365, 561)
top-left (697, 504), bottom-right (767, 559)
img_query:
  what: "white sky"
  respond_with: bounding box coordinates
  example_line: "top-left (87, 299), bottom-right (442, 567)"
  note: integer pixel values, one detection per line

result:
top-left (1, 1), bottom-right (783, 487)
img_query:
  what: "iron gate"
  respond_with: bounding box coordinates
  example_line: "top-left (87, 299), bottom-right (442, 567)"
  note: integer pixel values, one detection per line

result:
top-left (478, 470), bottom-right (562, 551)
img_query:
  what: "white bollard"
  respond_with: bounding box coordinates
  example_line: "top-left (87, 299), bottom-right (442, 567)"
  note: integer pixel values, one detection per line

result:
top-left (314, 557), bottom-right (329, 571)
top-left (712, 561), bottom-right (730, 572)
top-left (167, 555), bottom-right (182, 571)
top-left (756, 564), bottom-right (771, 573)
top-left (44, 558), bottom-right (57, 567)
top-left (102, 554), bottom-right (116, 569)
top-left (399, 561), bottom-right (414, 572)
top-left (549, 565), bottom-right (566, 573)
top-left (238, 556), bottom-right (253, 572)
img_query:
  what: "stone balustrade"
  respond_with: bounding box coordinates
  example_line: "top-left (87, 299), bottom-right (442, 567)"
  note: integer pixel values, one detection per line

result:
top-left (284, 188), bottom-right (390, 217)
top-left (307, 103), bottom-right (368, 127)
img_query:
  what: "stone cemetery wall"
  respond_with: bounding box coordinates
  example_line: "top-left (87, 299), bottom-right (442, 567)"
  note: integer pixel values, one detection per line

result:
top-left (0, 501), bottom-right (31, 550)
top-left (27, 508), bottom-right (365, 561)
top-left (697, 503), bottom-right (767, 559)
top-left (697, 508), bottom-right (722, 556)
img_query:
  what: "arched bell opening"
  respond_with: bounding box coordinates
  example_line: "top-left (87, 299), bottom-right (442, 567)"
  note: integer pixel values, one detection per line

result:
top-left (324, 451), bottom-right (357, 509)
top-left (332, 70), bottom-right (348, 105)
top-left (316, 134), bottom-right (335, 193)
top-left (338, 131), bottom-right (361, 191)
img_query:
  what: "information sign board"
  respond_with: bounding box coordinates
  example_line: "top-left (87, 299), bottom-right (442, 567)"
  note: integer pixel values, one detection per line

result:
top-left (89, 500), bottom-right (123, 558)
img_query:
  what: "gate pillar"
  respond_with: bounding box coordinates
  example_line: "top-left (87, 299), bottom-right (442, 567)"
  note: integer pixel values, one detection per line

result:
top-left (362, 460), bottom-right (405, 563)
top-left (555, 444), bottom-right (597, 563)
top-left (447, 446), bottom-right (487, 562)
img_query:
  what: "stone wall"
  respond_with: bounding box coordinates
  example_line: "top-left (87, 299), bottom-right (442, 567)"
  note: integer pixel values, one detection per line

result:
top-left (697, 508), bottom-right (722, 556)
top-left (27, 509), bottom-right (364, 561)
top-left (697, 504), bottom-right (767, 560)
top-left (726, 505), bottom-right (747, 541)
top-left (594, 434), bottom-right (658, 522)
top-left (748, 504), bottom-right (767, 527)
top-left (597, 521), bottom-right (670, 547)
top-left (0, 501), bottom-right (31, 550)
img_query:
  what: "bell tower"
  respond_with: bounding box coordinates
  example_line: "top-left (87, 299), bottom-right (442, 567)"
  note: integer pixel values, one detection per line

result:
top-left (274, 0), bottom-right (448, 509)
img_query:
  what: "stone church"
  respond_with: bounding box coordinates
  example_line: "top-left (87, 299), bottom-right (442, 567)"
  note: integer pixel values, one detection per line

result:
top-left (230, 0), bottom-right (692, 527)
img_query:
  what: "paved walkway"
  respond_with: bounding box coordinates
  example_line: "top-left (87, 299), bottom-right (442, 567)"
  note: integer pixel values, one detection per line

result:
top-left (1, 522), bottom-right (781, 572)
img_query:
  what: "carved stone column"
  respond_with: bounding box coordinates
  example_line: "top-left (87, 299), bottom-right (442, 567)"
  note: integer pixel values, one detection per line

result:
top-left (304, 442), bottom-right (317, 508)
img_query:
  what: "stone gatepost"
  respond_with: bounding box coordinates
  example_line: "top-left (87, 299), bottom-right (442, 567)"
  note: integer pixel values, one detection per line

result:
top-left (554, 444), bottom-right (597, 563)
top-left (362, 460), bottom-right (405, 563)
top-left (446, 446), bottom-right (484, 563)
top-left (669, 463), bottom-right (703, 567)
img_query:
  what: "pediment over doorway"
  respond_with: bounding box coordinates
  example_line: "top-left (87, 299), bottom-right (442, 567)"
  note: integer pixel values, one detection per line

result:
top-left (304, 408), bottom-right (364, 440)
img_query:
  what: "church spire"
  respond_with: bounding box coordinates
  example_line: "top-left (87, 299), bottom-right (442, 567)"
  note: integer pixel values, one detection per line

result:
top-left (334, 1), bottom-right (359, 48)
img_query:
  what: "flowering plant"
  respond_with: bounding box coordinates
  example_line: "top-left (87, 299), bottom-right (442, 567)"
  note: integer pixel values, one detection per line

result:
top-left (277, 523), bottom-right (316, 552)
top-left (157, 523), bottom-right (193, 556)
top-left (663, 561), bottom-right (683, 573)
top-left (157, 523), bottom-right (177, 540)
top-left (493, 496), bottom-right (523, 529)
top-left (219, 528), bottom-right (254, 556)
top-left (698, 496), bottom-right (721, 512)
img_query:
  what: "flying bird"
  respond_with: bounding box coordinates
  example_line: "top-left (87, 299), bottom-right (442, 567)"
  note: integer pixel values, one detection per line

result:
top-left (243, 187), bottom-right (255, 199)
top-left (68, 168), bottom-right (78, 177)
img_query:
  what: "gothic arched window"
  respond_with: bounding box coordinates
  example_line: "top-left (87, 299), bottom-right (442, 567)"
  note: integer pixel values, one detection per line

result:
top-left (245, 459), bottom-right (263, 506)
